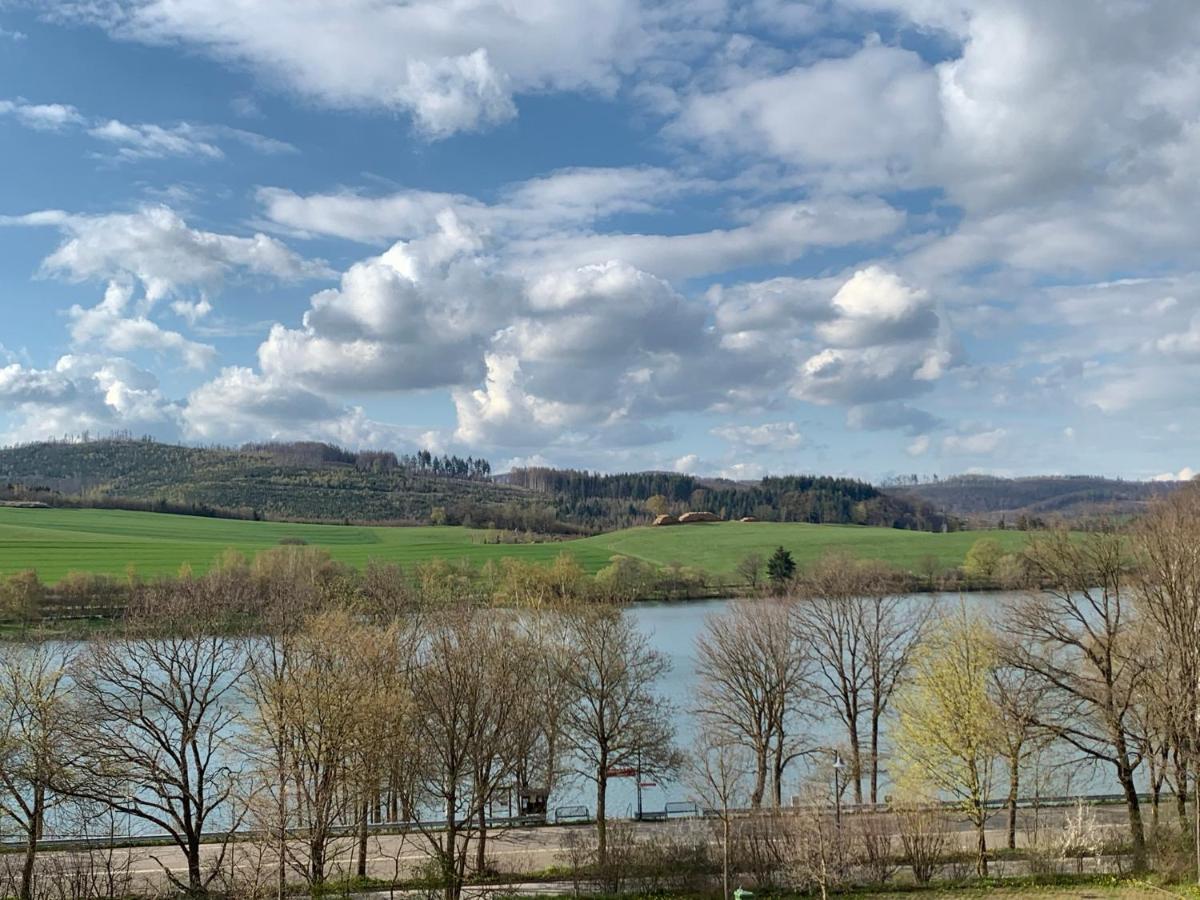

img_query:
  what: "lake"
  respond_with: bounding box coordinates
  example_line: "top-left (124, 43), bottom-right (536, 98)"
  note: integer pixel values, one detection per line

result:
top-left (593, 591), bottom-right (1116, 818)
top-left (27, 591), bottom-right (1120, 840)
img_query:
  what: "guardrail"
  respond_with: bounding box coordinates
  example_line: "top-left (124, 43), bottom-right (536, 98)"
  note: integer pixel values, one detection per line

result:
top-left (3, 790), bottom-right (1163, 854)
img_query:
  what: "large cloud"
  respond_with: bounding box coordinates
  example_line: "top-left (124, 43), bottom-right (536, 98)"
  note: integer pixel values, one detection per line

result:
top-left (258, 214), bottom-right (519, 391)
top-left (5, 205), bottom-right (328, 303)
top-left (183, 367), bottom-right (381, 444)
top-left (453, 260), bottom-right (712, 446)
top-left (56, 0), bottom-right (674, 137)
top-left (792, 267), bottom-right (954, 406)
top-left (0, 356), bottom-right (181, 443)
top-left (671, 41), bottom-right (940, 190)
top-left (1, 205), bottom-right (330, 371)
top-left (68, 283), bottom-right (216, 370)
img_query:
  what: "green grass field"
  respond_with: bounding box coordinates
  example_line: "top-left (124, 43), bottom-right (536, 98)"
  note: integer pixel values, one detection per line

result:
top-left (0, 506), bottom-right (1034, 583)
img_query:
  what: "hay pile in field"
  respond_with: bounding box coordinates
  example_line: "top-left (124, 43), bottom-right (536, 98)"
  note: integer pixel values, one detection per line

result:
top-left (678, 511), bottom-right (722, 523)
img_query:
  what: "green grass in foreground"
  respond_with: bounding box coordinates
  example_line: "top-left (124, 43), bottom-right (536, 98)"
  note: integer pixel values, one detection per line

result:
top-left (0, 506), bottom-right (1034, 583)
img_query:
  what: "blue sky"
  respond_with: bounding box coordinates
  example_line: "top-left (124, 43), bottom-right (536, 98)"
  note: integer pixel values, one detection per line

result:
top-left (1, 0), bottom-right (1198, 482)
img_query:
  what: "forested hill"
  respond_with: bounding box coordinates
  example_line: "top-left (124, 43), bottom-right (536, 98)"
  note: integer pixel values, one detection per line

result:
top-left (0, 438), bottom-right (546, 528)
top-left (505, 467), bottom-right (958, 532)
top-left (888, 474), bottom-right (1175, 525)
top-left (0, 438), bottom-right (957, 532)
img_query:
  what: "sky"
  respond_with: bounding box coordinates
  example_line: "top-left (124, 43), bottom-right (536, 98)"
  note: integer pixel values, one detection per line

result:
top-left (0, 0), bottom-right (1198, 483)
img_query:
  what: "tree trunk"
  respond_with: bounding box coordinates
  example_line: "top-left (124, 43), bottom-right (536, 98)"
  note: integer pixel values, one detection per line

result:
top-left (1006, 751), bottom-right (1020, 851)
top-left (870, 711), bottom-right (881, 806)
top-left (722, 814), bottom-right (730, 900)
top-left (596, 766), bottom-right (608, 869)
top-left (1116, 757), bottom-right (1148, 872)
top-left (444, 794), bottom-right (460, 900)
top-left (847, 718), bottom-right (864, 805)
top-left (750, 746), bottom-right (767, 809)
top-left (771, 732), bottom-right (786, 807)
top-left (975, 817), bottom-right (988, 877)
top-left (356, 798), bottom-right (370, 878)
top-left (276, 765), bottom-right (287, 900)
top-left (19, 781), bottom-right (44, 900)
top-left (187, 832), bottom-right (204, 895)
top-left (310, 832), bottom-right (325, 888)
top-left (1177, 756), bottom-right (1190, 824)
top-left (475, 804), bottom-right (488, 874)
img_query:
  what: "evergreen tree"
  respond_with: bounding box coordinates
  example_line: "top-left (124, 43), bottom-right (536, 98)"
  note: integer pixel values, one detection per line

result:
top-left (766, 546), bottom-right (796, 586)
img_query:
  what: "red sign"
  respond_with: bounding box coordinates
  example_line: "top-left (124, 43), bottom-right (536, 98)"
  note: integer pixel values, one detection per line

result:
top-left (605, 767), bottom-right (636, 778)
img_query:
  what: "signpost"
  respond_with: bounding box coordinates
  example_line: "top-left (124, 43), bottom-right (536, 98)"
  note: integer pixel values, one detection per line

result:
top-left (605, 750), bottom-right (651, 820)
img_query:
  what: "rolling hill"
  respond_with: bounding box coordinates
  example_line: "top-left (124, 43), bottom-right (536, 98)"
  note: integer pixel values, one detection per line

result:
top-left (0, 438), bottom-right (557, 528)
top-left (890, 474), bottom-right (1175, 524)
top-left (0, 506), bottom-right (1030, 583)
top-left (0, 438), bottom-right (956, 532)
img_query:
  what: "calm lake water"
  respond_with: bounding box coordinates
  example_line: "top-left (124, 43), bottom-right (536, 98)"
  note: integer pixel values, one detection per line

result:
top-left (590, 591), bottom-right (1115, 818)
top-left (36, 591), bottom-right (1119, 838)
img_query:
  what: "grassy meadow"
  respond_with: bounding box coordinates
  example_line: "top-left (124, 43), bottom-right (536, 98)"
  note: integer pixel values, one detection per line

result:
top-left (0, 506), bottom-right (1034, 583)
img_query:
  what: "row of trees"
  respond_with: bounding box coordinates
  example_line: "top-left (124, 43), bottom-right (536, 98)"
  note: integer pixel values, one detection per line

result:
top-left (240, 443), bottom-right (494, 480)
top-left (0, 546), bottom-right (736, 627)
top-left (688, 483), bottom-right (1200, 883)
top-left (0, 580), bottom-right (681, 900)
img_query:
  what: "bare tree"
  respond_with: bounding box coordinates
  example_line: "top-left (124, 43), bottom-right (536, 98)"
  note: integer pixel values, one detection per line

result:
top-left (694, 600), bottom-right (808, 808)
top-left (247, 608), bottom-right (402, 891)
top-left (1130, 638), bottom-right (1186, 830)
top-left (0, 641), bottom-right (76, 900)
top-left (510, 612), bottom-right (575, 818)
top-left (860, 563), bottom-right (934, 806)
top-left (789, 781), bottom-right (847, 900)
top-left (735, 554), bottom-right (764, 593)
top-left (67, 585), bottom-right (248, 896)
top-left (894, 799), bottom-right (948, 884)
top-left (350, 619), bottom-right (418, 880)
top-left (1009, 528), bottom-right (1150, 871)
top-left (558, 607), bottom-right (679, 868)
top-left (793, 554), bottom-right (928, 804)
top-left (409, 608), bottom-right (535, 900)
top-left (243, 613), bottom-right (297, 900)
top-left (686, 735), bottom-right (752, 900)
top-left (1132, 481), bottom-right (1200, 872)
top-left (988, 654), bottom-right (1048, 850)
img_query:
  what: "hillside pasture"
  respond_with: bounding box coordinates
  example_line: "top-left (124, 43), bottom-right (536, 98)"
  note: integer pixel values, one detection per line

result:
top-left (0, 507), bottom-right (1033, 583)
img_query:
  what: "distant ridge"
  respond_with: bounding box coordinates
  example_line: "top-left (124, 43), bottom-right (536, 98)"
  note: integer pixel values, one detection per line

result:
top-left (889, 473), bottom-right (1175, 525)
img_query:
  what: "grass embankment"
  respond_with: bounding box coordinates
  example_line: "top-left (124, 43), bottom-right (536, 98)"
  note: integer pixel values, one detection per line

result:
top-left (0, 506), bottom-right (1033, 584)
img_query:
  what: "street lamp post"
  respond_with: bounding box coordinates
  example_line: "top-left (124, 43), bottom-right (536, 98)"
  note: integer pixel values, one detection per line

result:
top-left (636, 749), bottom-right (643, 822)
top-left (832, 753), bottom-right (845, 828)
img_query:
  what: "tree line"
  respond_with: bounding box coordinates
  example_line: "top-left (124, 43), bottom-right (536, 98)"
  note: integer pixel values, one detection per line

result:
top-left (243, 443), bottom-right (493, 480)
top-left (508, 467), bottom-right (959, 532)
top-left (684, 482), bottom-right (1200, 892)
top-left (0, 563), bottom-right (685, 900)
